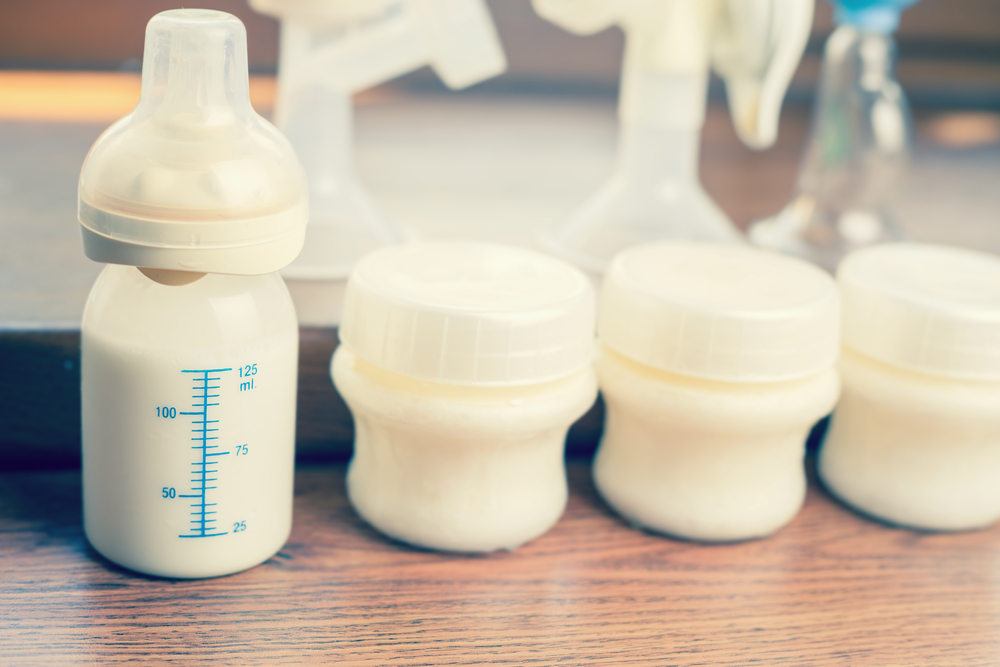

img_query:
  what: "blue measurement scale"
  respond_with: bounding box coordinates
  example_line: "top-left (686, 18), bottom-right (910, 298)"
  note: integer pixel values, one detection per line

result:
top-left (178, 368), bottom-right (232, 538)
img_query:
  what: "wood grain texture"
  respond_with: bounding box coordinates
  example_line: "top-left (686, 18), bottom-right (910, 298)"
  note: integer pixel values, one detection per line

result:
top-left (2, 460), bottom-right (999, 666)
top-left (0, 328), bottom-right (362, 469)
top-left (0, 328), bottom-right (605, 469)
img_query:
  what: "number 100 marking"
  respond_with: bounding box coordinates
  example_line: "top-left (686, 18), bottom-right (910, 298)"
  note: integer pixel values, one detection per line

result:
top-left (157, 407), bottom-right (177, 419)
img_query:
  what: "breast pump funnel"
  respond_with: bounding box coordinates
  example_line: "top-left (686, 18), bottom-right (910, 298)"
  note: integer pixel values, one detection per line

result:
top-left (533, 0), bottom-right (813, 275)
top-left (748, 0), bottom-right (918, 272)
top-left (78, 10), bottom-right (307, 276)
top-left (249, 0), bottom-right (507, 281)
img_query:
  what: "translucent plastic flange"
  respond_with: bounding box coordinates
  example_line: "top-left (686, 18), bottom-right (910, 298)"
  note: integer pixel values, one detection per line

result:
top-left (533, 0), bottom-right (814, 276)
top-left (275, 82), bottom-right (400, 281)
top-left (539, 121), bottom-right (741, 276)
top-left (749, 25), bottom-right (913, 272)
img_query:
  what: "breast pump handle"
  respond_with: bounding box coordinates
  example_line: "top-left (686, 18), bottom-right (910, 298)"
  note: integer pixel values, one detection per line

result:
top-left (712, 0), bottom-right (815, 149)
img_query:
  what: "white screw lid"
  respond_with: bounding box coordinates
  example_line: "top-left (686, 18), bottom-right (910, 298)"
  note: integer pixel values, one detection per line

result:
top-left (78, 10), bottom-right (307, 276)
top-left (339, 242), bottom-right (595, 386)
top-left (838, 243), bottom-right (1000, 381)
top-left (599, 242), bottom-right (840, 382)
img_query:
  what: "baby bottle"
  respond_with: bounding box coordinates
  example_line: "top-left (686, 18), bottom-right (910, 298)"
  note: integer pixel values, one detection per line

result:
top-left (749, 0), bottom-right (919, 271)
top-left (79, 10), bottom-right (308, 578)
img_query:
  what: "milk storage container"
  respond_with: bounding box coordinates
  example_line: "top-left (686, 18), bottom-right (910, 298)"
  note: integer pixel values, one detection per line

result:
top-left (593, 243), bottom-right (840, 541)
top-left (332, 242), bottom-right (597, 552)
top-left (821, 243), bottom-right (1000, 531)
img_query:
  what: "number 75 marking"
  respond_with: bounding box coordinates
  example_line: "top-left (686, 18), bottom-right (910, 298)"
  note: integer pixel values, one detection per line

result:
top-left (235, 444), bottom-right (249, 456)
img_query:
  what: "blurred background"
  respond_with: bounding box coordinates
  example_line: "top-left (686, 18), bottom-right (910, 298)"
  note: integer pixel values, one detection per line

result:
top-left (2, 0), bottom-right (999, 107)
top-left (1, 0), bottom-right (998, 467)
top-left (1, 0), bottom-right (998, 239)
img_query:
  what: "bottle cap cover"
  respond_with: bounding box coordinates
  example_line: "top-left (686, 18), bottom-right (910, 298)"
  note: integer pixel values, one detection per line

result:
top-left (339, 242), bottom-right (595, 386)
top-left (832, 0), bottom-right (919, 34)
top-left (600, 242), bottom-right (840, 382)
top-left (78, 10), bottom-right (307, 275)
top-left (838, 243), bottom-right (1000, 380)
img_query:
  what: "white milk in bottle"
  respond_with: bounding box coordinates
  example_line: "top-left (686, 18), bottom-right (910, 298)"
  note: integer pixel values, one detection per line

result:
top-left (82, 268), bottom-right (298, 577)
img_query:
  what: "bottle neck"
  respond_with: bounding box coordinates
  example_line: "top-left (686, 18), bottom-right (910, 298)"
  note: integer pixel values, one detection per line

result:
top-left (137, 267), bottom-right (207, 286)
top-left (614, 123), bottom-right (701, 187)
top-left (619, 68), bottom-right (708, 129)
top-left (823, 26), bottom-right (899, 94)
top-left (274, 22), bottom-right (356, 202)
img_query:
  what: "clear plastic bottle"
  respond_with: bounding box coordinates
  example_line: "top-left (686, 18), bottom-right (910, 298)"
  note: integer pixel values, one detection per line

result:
top-left (78, 10), bottom-right (308, 578)
top-left (533, 0), bottom-right (814, 275)
top-left (749, 0), bottom-right (918, 271)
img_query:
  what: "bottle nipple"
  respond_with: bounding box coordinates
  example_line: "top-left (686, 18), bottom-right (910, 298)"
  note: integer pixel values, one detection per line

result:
top-left (139, 10), bottom-right (247, 135)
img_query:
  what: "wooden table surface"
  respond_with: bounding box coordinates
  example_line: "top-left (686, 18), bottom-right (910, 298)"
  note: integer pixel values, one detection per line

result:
top-left (3, 459), bottom-right (1000, 665)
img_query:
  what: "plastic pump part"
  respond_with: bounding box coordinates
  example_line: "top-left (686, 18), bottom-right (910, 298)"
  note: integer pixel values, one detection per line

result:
top-left (838, 244), bottom-right (1000, 381)
top-left (78, 9), bottom-right (308, 276)
top-left (339, 242), bottom-right (595, 387)
top-left (250, 0), bottom-right (506, 93)
top-left (712, 0), bottom-right (814, 149)
top-left (532, 0), bottom-right (812, 274)
top-left (248, 0), bottom-right (387, 22)
top-left (534, 0), bottom-right (812, 148)
top-left (599, 243), bottom-right (840, 383)
top-left (245, 0), bottom-right (505, 283)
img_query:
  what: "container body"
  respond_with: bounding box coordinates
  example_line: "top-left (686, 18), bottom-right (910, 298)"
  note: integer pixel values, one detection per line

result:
top-left (82, 266), bottom-right (298, 578)
top-left (820, 348), bottom-right (1000, 531)
top-left (594, 345), bottom-right (840, 541)
top-left (332, 346), bottom-right (598, 552)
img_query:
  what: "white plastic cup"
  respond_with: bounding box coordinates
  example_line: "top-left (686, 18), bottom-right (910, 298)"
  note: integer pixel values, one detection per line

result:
top-left (332, 242), bottom-right (598, 552)
top-left (820, 243), bottom-right (1000, 531)
top-left (593, 242), bottom-right (841, 541)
